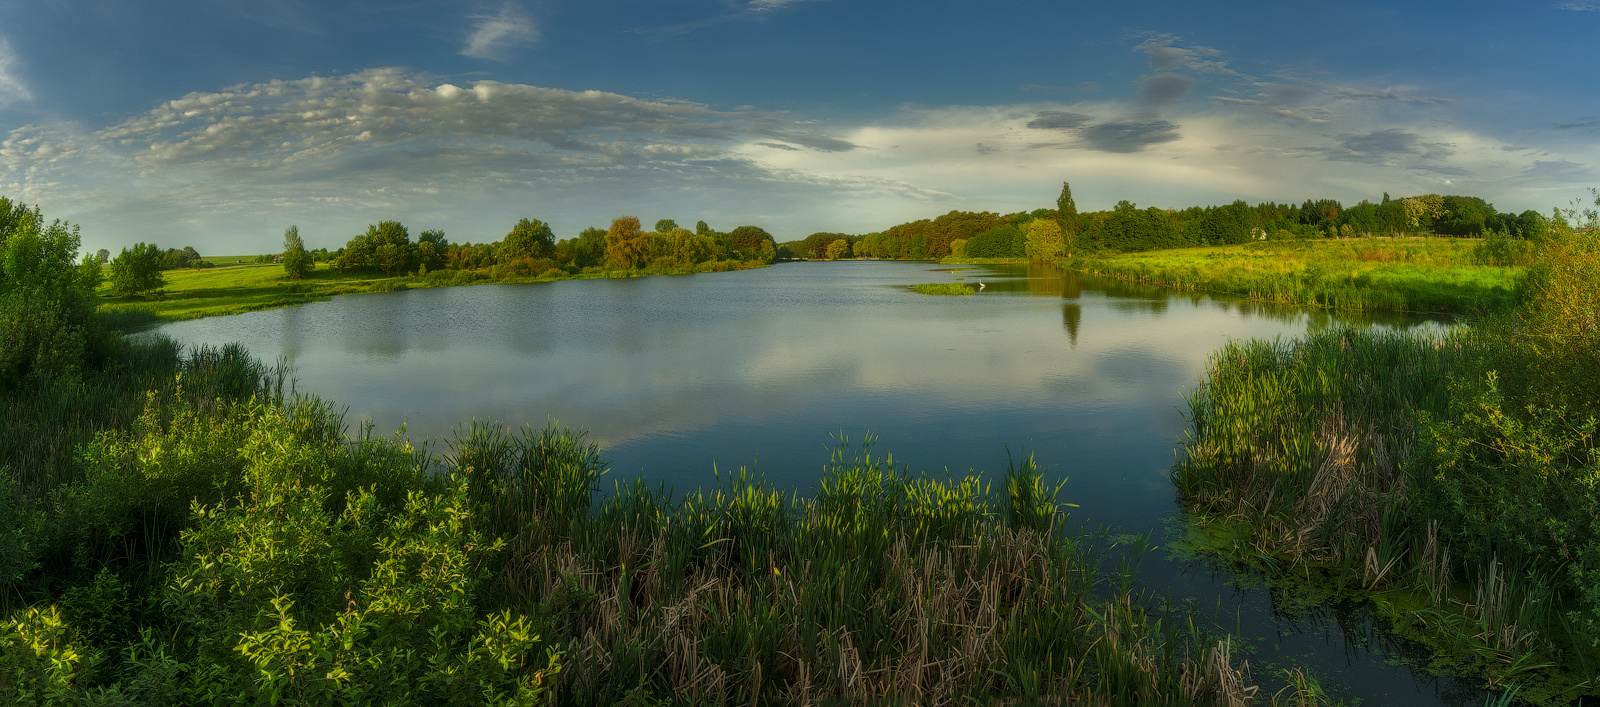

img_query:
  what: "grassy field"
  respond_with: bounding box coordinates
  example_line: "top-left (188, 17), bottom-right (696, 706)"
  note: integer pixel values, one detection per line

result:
top-left (1069, 237), bottom-right (1520, 313)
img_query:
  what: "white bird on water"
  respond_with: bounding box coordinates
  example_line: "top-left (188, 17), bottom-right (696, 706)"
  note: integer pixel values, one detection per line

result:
top-left (977, 278), bottom-right (986, 291)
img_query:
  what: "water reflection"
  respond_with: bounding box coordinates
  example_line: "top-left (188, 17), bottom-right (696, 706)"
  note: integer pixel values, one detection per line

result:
top-left (148, 260), bottom-right (1467, 706)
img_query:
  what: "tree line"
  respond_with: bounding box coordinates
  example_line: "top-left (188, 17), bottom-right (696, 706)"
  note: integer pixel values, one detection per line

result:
top-left (300, 216), bottom-right (777, 281)
top-left (786, 183), bottom-right (1554, 261)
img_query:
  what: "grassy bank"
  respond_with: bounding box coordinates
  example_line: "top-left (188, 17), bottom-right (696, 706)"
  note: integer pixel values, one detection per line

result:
top-left (95, 258), bottom-right (771, 326)
top-left (1172, 220), bottom-right (1600, 703)
top-left (1068, 238), bottom-right (1520, 314)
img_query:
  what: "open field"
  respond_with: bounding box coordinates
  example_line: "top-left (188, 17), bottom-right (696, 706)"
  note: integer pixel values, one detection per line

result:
top-left (1070, 237), bottom-right (1520, 313)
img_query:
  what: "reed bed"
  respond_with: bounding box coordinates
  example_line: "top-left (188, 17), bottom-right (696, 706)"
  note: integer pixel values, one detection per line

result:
top-left (1174, 327), bottom-right (1600, 703)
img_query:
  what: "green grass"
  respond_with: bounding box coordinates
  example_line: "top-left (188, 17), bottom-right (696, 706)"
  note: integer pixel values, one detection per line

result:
top-left (912, 282), bottom-right (977, 295)
top-left (1071, 237), bottom-right (1520, 313)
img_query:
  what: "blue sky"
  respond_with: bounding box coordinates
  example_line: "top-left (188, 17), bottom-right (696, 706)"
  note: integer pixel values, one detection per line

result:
top-left (1, 0), bottom-right (1597, 254)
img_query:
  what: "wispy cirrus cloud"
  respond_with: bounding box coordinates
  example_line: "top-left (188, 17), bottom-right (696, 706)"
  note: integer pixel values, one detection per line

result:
top-left (461, 3), bottom-right (538, 61)
top-left (0, 38), bottom-right (33, 107)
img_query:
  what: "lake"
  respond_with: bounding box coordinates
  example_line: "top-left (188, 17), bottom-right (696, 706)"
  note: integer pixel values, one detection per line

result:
top-left (150, 260), bottom-right (1482, 704)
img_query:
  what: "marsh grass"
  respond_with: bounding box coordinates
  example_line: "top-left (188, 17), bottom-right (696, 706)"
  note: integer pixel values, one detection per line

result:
top-left (1074, 238), bottom-right (1519, 313)
top-left (1175, 327), bottom-right (1599, 702)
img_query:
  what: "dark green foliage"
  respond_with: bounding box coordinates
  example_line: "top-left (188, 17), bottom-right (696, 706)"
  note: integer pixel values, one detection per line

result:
top-left (110, 242), bottom-right (165, 297)
top-left (281, 225), bottom-right (312, 279)
top-left (964, 223), bottom-right (1026, 257)
top-left (501, 217), bottom-right (555, 262)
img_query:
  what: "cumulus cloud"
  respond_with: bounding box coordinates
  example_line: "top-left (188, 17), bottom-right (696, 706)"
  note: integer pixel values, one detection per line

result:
top-left (90, 68), bottom-right (855, 175)
top-left (0, 38), bottom-right (33, 107)
top-left (461, 3), bottom-right (538, 60)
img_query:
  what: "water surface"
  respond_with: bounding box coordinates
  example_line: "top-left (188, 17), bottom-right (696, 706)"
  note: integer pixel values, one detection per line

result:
top-left (152, 261), bottom-right (1477, 703)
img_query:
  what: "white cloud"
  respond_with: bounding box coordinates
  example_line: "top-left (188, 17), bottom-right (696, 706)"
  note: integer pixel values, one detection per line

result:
top-left (0, 38), bottom-right (33, 107)
top-left (461, 3), bottom-right (538, 61)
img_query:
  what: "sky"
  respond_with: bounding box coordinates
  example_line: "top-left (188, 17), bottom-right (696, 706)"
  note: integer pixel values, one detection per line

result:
top-left (1, 0), bottom-right (1598, 255)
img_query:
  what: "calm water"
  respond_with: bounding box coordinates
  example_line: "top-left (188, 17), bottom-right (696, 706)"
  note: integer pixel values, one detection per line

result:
top-left (151, 261), bottom-right (1482, 704)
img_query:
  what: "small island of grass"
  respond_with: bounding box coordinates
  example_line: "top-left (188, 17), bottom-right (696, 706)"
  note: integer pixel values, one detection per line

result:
top-left (912, 282), bottom-right (976, 295)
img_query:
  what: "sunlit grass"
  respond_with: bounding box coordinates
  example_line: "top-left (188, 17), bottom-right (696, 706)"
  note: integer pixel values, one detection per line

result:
top-left (1073, 237), bottom-right (1520, 313)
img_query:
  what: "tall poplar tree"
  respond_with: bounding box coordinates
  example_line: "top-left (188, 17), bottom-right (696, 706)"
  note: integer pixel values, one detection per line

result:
top-left (282, 225), bottom-right (312, 280)
top-left (1056, 181), bottom-right (1080, 235)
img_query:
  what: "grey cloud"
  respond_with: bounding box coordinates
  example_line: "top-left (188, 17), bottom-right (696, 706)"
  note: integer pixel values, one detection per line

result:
top-left (1026, 111), bottom-right (1091, 131)
top-left (1079, 121), bottom-right (1180, 153)
top-left (1134, 34), bottom-right (1244, 77)
top-left (1326, 129), bottom-right (1454, 164)
top-left (755, 142), bottom-right (800, 150)
top-left (1555, 118), bottom-right (1600, 130)
top-left (1523, 159), bottom-right (1595, 180)
top-left (1139, 73), bottom-right (1193, 107)
top-left (1557, 1), bottom-right (1600, 10)
top-left (1330, 86), bottom-right (1450, 104)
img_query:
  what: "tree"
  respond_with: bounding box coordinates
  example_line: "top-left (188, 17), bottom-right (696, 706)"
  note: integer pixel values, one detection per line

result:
top-left (111, 242), bottom-right (165, 297)
top-left (728, 226), bottom-right (775, 257)
top-left (655, 219), bottom-right (678, 233)
top-left (1056, 182), bottom-right (1080, 235)
top-left (604, 216), bottom-right (651, 270)
top-left (282, 225), bottom-right (312, 280)
top-left (501, 218), bottom-right (555, 262)
top-left (77, 254), bottom-right (102, 292)
top-left (1024, 219), bottom-right (1065, 261)
top-left (95, 249), bottom-right (110, 264)
top-left (826, 239), bottom-right (851, 260)
top-left (0, 203), bottom-right (102, 378)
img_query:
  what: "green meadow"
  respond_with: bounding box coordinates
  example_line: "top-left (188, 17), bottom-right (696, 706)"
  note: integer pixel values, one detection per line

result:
top-left (1069, 237), bottom-right (1520, 313)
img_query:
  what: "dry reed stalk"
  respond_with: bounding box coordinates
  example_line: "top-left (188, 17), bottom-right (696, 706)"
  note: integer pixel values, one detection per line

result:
top-left (1179, 639), bottom-right (1257, 707)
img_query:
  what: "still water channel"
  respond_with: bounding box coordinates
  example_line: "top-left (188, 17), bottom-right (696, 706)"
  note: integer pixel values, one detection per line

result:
top-left (151, 260), bottom-right (1485, 704)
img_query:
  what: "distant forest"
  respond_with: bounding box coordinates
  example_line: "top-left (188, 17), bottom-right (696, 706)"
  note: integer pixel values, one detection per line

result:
top-left (783, 184), bottom-right (1552, 260)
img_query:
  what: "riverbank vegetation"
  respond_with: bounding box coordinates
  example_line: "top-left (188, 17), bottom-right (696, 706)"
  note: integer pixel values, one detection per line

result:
top-left (91, 214), bottom-right (778, 325)
top-left (1173, 197), bottom-right (1600, 703)
top-left (4, 197), bottom-right (1284, 705)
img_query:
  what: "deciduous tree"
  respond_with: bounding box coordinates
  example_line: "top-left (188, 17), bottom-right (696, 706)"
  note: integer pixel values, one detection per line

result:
top-left (282, 225), bottom-right (312, 280)
top-left (111, 242), bottom-right (165, 297)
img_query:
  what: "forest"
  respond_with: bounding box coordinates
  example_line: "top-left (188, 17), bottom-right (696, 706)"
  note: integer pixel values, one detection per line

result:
top-left (785, 183), bottom-right (1552, 262)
